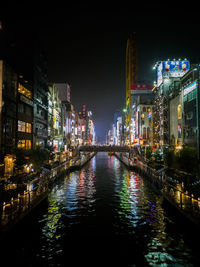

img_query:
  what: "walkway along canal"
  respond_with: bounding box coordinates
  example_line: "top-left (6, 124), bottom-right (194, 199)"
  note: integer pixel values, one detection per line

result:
top-left (0, 152), bottom-right (96, 233)
top-left (0, 152), bottom-right (199, 266)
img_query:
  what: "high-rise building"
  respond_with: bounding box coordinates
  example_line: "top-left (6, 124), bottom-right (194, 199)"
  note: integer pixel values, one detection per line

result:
top-left (125, 33), bottom-right (138, 145)
top-left (0, 18), bottom-right (48, 148)
top-left (0, 60), bottom-right (17, 157)
top-left (55, 83), bottom-right (71, 103)
top-left (153, 60), bottom-right (190, 148)
top-left (130, 84), bottom-right (154, 146)
top-left (17, 77), bottom-right (34, 150)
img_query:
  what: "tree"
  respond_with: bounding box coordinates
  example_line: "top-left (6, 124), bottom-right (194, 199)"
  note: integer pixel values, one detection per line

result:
top-left (178, 147), bottom-right (198, 174)
top-left (12, 148), bottom-right (30, 173)
top-left (164, 149), bottom-right (175, 168)
top-left (30, 147), bottom-right (49, 171)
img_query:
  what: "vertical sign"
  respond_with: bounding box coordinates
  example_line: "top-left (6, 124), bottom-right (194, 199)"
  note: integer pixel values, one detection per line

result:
top-left (0, 61), bottom-right (3, 150)
top-left (67, 84), bottom-right (71, 103)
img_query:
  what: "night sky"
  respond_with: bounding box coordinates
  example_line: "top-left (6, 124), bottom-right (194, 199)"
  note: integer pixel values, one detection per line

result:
top-left (1, 5), bottom-right (200, 141)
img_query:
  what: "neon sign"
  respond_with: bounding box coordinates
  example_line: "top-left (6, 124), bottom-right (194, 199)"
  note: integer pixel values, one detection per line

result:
top-left (183, 81), bottom-right (197, 96)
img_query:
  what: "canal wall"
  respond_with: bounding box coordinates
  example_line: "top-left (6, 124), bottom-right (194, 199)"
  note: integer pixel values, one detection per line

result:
top-left (114, 152), bottom-right (200, 227)
top-left (0, 152), bottom-right (96, 234)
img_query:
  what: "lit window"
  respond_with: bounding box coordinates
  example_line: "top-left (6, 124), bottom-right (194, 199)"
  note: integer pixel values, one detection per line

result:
top-left (177, 104), bottom-right (182, 120)
top-left (26, 140), bottom-right (31, 149)
top-left (18, 121), bottom-right (26, 132)
top-left (26, 123), bottom-right (32, 133)
top-left (18, 140), bottom-right (25, 148)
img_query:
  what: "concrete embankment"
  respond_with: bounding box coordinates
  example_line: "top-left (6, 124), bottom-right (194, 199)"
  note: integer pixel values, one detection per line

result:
top-left (114, 152), bottom-right (200, 227)
top-left (0, 152), bottom-right (96, 234)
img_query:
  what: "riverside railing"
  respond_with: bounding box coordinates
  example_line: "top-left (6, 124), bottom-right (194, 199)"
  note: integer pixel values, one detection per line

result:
top-left (115, 152), bottom-right (200, 226)
top-left (0, 152), bottom-right (96, 232)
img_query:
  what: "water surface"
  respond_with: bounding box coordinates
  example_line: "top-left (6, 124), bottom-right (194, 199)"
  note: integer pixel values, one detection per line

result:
top-left (1, 152), bottom-right (199, 266)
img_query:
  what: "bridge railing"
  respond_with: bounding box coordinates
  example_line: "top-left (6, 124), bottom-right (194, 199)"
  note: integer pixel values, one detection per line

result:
top-left (78, 145), bottom-right (131, 152)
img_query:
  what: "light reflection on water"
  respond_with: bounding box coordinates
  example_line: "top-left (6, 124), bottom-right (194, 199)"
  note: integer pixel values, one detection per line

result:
top-left (3, 152), bottom-right (197, 266)
top-left (35, 153), bottom-right (197, 266)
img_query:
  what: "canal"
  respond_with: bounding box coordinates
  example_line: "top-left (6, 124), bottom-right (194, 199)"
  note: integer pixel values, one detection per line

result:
top-left (0, 152), bottom-right (199, 266)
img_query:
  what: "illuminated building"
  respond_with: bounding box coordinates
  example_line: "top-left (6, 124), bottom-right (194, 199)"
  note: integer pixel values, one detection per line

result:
top-left (106, 129), bottom-right (113, 145)
top-left (0, 21), bottom-right (49, 148)
top-left (113, 112), bottom-right (123, 146)
top-left (87, 111), bottom-right (95, 145)
top-left (17, 77), bottom-right (33, 150)
top-left (169, 82), bottom-right (183, 149)
top-left (48, 84), bottom-right (63, 152)
top-left (153, 60), bottom-right (190, 148)
top-left (54, 83), bottom-right (72, 150)
top-left (33, 51), bottom-right (48, 148)
top-left (125, 33), bottom-right (138, 145)
top-left (131, 84), bottom-right (154, 146)
top-left (181, 65), bottom-right (200, 158)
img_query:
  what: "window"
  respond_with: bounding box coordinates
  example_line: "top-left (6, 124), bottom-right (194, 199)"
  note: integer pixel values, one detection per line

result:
top-left (18, 103), bottom-right (24, 113)
top-left (193, 88), bottom-right (197, 99)
top-left (18, 121), bottom-right (26, 132)
top-left (143, 127), bottom-right (146, 139)
top-left (186, 111), bottom-right (193, 120)
top-left (18, 140), bottom-right (25, 148)
top-left (177, 104), bottom-right (182, 120)
top-left (26, 140), bottom-right (31, 149)
top-left (147, 127), bottom-right (150, 139)
top-left (26, 123), bottom-right (32, 133)
top-left (188, 92), bottom-right (193, 101)
top-left (178, 124), bottom-right (181, 138)
top-left (183, 95), bottom-right (187, 102)
top-left (26, 106), bottom-right (32, 117)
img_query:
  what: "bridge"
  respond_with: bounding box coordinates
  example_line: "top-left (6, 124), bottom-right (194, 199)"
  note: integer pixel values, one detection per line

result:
top-left (78, 145), bottom-right (132, 153)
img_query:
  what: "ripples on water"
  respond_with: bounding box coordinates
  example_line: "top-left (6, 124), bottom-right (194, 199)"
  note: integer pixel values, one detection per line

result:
top-left (1, 153), bottom-right (199, 266)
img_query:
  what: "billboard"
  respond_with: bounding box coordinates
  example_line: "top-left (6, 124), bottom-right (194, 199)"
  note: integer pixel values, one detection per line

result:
top-left (163, 60), bottom-right (189, 76)
top-left (131, 84), bottom-right (152, 90)
top-left (157, 60), bottom-right (190, 86)
top-left (157, 62), bottom-right (163, 87)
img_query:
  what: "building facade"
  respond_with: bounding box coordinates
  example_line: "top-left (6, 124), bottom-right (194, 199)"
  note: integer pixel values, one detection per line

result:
top-left (154, 60), bottom-right (190, 149)
top-left (181, 65), bottom-right (200, 157)
top-left (48, 84), bottom-right (62, 152)
top-left (0, 60), bottom-right (17, 157)
top-left (33, 51), bottom-right (48, 148)
top-left (17, 78), bottom-right (33, 150)
top-left (131, 84), bottom-right (154, 146)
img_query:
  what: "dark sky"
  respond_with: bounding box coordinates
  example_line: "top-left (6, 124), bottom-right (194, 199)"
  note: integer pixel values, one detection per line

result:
top-left (1, 5), bottom-right (200, 141)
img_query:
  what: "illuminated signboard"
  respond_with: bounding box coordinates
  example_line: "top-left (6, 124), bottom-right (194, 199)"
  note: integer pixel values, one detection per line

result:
top-left (157, 60), bottom-right (190, 87)
top-left (131, 84), bottom-right (152, 90)
top-left (163, 60), bottom-right (189, 77)
top-left (53, 109), bottom-right (59, 129)
top-left (157, 62), bottom-right (163, 87)
top-left (183, 81), bottom-right (197, 96)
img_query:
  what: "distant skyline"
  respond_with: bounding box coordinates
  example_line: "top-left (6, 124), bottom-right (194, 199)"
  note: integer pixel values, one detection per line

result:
top-left (1, 5), bottom-right (200, 141)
